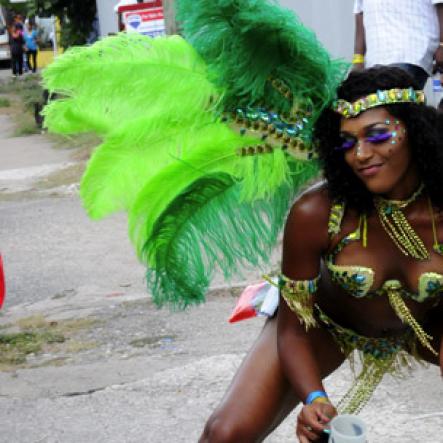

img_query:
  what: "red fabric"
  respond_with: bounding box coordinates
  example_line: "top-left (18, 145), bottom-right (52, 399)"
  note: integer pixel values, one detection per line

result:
top-left (228, 282), bottom-right (266, 323)
top-left (0, 255), bottom-right (4, 309)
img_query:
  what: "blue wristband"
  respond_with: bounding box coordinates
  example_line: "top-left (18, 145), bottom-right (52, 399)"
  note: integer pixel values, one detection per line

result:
top-left (305, 390), bottom-right (328, 405)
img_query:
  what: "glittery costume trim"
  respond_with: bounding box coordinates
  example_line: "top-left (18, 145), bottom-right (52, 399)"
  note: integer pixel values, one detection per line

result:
top-left (326, 203), bottom-right (443, 302)
top-left (333, 88), bottom-right (426, 119)
top-left (278, 274), bottom-right (320, 329)
top-left (328, 201), bottom-right (345, 236)
top-left (228, 107), bottom-right (316, 160)
top-left (315, 305), bottom-right (423, 414)
top-left (382, 281), bottom-right (438, 356)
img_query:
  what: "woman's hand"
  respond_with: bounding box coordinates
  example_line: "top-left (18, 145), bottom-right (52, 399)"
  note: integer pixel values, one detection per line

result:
top-left (296, 402), bottom-right (337, 442)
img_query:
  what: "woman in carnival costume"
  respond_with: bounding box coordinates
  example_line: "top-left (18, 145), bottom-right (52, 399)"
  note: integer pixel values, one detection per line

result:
top-left (201, 67), bottom-right (443, 443)
top-left (41, 0), bottom-right (442, 441)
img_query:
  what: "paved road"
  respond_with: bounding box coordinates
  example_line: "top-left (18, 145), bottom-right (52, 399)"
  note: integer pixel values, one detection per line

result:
top-left (1, 196), bottom-right (146, 308)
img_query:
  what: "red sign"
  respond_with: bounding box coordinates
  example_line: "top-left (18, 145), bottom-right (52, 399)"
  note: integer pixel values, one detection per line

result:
top-left (120, 1), bottom-right (165, 38)
top-left (117, 0), bottom-right (162, 13)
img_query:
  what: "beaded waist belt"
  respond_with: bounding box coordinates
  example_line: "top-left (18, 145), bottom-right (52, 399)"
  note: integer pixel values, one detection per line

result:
top-left (315, 305), bottom-right (421, 414)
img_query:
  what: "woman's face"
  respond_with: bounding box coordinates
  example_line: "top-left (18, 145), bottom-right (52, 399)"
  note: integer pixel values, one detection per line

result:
top-left (338, 107), bottom-right (418, 199)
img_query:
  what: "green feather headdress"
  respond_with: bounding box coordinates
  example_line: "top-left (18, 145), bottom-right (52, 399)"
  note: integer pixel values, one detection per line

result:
top-left (42, 0), bottom-right (347, 308)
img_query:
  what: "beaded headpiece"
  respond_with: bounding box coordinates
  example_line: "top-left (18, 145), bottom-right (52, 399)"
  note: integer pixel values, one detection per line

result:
top-left (333, 87), bottom-right (426, 118)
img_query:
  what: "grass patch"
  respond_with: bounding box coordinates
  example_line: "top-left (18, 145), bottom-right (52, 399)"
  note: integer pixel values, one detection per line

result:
top-left (64, 340), bottom-right (97, 353)
top-left (35, 162), bottom-right (86, 190)
top-left (0, 75), bottom-right (44, 111)
top-left (0, 314), bottom-right (100, 371)
top-left (0, 97), bottom-right (10, 107)
top-left (0, 75), bottom-right (44, 137)
top-left (0, 75), bottom-right (98, 157)
top-left (47, 132), bottom-right (101, 156)
top-left (13, 120), bottom-right (41, 136)
top-left (17, 314), bottom-right (49, 329)
top-left (55, 317), bottom-right (99, 334)
top-left (130, 334), bottom-right (177, 348)
top-left (0, 330), bottom-right (65, 365)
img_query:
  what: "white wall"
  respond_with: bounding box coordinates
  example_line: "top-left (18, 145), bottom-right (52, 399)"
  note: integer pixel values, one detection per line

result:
top-left (96, 0), bottom-right (120, 37)
top-left (280, 1), bottom-right (440, 102)
top-left (95, 0), bottom-right (356, 56)
top-left (279, 0), bottom-right (355, 61)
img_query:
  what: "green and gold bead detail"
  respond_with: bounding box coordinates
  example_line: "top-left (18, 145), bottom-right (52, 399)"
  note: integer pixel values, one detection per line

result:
top-left (328, 264), bottom-right (374, 298)
top-left (383, 280), bottom-right (438, 356)
top-left (374, 184), bottom-right (429, 261)
top-left (333, 88), bottom-right (426, 119)
top-left (328, 201), bottom-right (345, 236)
top-left (226, 106), bottom-right (317, 161)
top-left (417, 273), bottom-right (443, 302)
top-left (316, 305), bottom-right (418, 414)
top-left (279, 274), bottom-right (320, 329)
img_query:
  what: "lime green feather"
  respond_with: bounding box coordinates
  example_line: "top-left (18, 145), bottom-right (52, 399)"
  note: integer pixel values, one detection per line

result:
top-left (79, 111), bottom-right (218, 219)
top-left (43, 33), bottom-right (217, 136)
top-left (43, 32), bottom-right (298, 216)
top-left (43, 33), bottom-right (229, 218)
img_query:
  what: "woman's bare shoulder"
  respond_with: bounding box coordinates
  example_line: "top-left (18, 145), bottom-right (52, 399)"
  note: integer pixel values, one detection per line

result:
top-left (289, 181), bottom-right (332, 221)
top-left (284, 182), bottom-right (332, 249)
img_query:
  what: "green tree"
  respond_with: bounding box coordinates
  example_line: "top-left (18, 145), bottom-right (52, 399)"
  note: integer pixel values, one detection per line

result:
top-left (33, 0), bottom-right (97, 47)
top-left (1, 0), bottom-right (97, 47)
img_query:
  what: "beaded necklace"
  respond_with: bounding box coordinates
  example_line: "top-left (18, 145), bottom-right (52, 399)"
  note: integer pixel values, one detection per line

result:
top-left (427, 197), bottom-right (443, 256)
top-left (374, 183), bottom-right (443, 260)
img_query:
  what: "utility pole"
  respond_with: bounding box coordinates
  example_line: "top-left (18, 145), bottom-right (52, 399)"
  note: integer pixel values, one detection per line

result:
top-left (163, 0), bottom-right (178, 34)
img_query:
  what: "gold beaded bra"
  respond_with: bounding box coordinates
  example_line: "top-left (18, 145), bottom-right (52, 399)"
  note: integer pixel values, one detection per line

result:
top-left (326, 202), bottom-right (443, 302)
top-left (325, 200), bottom-right (442, 356)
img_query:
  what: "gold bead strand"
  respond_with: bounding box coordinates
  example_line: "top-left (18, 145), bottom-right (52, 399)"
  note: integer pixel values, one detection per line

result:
top-left (386, 283), bottom-right (438, 356)
top-left (374, 183), bottom-right (429, 260)
top-left (428, 197), bottom-right (443, 256)
top-left (391, 208), bottom-right (428, 258)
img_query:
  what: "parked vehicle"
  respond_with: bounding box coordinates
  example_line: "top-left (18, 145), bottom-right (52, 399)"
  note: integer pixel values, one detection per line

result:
top-left (0, 8), bottom-right (10, 62)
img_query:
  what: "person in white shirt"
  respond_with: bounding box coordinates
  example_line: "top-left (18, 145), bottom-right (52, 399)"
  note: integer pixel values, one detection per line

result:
top-left (353, 0), bottom-right (443, 88)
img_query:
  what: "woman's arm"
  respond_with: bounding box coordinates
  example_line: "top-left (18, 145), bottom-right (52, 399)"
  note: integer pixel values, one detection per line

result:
top-left (434, 4), bottom-right (443, 73)
top-left (353, 12), bottom-right (365, 71)
top-left (440, 330), bottom-right (443, 376)
top-left (437, 299), bottom-right (443, 375)
top-left (278, 192), bottom-right (329, 400)
top-left (277, 188), bottom-right (336, 441)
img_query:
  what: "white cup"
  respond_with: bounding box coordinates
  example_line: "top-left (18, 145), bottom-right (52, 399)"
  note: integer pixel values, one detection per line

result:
top-left (328, 414), bottom-right (367, 443)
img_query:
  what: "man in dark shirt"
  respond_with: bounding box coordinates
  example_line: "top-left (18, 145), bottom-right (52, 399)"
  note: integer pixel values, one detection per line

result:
top-left (9, 23), bottom-right (24, 77)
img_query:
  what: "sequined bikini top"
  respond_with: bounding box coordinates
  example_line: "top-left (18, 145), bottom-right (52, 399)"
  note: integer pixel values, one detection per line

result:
top-left (325, 202), bottom-right (443, 302)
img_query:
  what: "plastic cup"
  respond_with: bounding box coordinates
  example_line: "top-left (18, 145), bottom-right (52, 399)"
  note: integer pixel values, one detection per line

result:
top-left (328, 414), bottom-right (367, 443)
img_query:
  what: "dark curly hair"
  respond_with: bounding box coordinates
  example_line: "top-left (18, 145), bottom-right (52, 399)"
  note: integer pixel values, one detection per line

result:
top-left (314, 66), bottom-right (443, 212)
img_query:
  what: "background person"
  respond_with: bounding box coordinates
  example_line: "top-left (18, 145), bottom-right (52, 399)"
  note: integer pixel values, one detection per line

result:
top-left (9, 23), bottom-right (24, 77)
top-left (353, 0), bottom-right (443, 89)
top-left (24, 22), bottom-right (38, 73)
